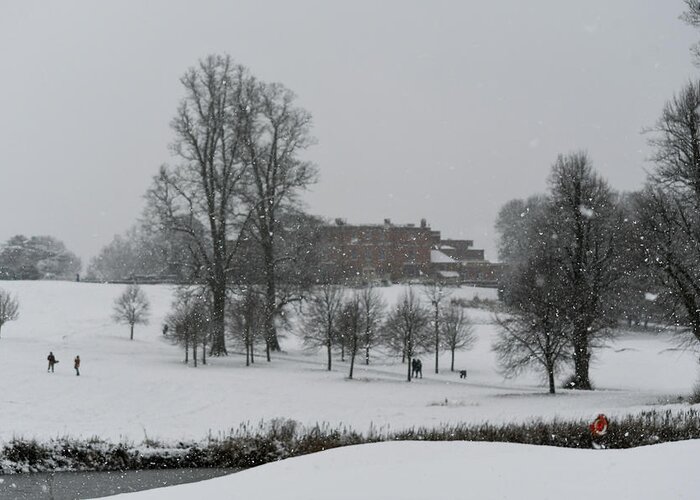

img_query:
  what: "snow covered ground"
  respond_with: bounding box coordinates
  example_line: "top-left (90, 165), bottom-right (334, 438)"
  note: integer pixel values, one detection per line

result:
top-left (109, 440), bottom-right (700, 500)
top-left (0, 280), bottom-right (697, 445)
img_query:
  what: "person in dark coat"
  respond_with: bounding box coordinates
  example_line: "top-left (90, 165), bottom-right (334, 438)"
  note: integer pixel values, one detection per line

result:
top-left (74, 355), bottom-right (80, 376)
top-left (47, 352), bottom-right (56, 372)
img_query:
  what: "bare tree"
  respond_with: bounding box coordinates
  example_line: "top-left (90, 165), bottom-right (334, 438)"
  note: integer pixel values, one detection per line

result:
top-left (166, 287), bottom-right (210, 366)
top-left (635, 81), bottom-right (700, 346)
top-left (423, 282), bottom-right (452, 374)
top-left (359, 285), bottom-right (386, 365)
top-left (113, 284), bottom-right (150, 340)
top-left (544, 152), bottom-right (622, 389)
top-left (682, 1), bottom-right (700, 65)
top-left (384, 288), bottom-right (430, 382)
top-left (301, 285), bottom-right (344, 371)
top-left (441, 303), bottom-right (475, 372)
top-left (338, 292), bottom-right (362, 379)
top-left (239, 81), bottom-right (318, 353)
top-left (146, 54), bottom-right (253, 356)
top-left (230, 286), bottom-right (265, 366)
top-left (0, 289), bottom-right (19, 338)
top-left (493, 249), bottom-right (572, 394)
top-left (495, 157), bottom-right (623, 391)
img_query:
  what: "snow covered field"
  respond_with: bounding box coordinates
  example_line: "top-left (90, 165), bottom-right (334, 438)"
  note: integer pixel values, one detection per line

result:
top-left (110, 440), bottom-right (700, 500)
top-left (0, 280), bottom-right (697, 445)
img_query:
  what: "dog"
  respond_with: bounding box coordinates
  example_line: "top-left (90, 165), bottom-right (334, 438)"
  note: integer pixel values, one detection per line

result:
top-left (459, 370), bottom-right (467, 379)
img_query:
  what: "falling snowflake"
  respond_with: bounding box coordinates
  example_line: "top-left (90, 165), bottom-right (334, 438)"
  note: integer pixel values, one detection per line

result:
top-left (579, 205), bottom-right (594, 218)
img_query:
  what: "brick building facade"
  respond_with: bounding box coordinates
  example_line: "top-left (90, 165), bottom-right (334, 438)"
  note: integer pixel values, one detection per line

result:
top-left (317, 218), bottom-right (505, 285)
top-left (318, 218), bottom-right (439, 282)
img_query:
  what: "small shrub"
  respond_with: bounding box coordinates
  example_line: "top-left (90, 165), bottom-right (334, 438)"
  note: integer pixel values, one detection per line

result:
top-left (3, 411), bottom-right (700, 474)
top-left (3, 438), bottom-right (48, 464)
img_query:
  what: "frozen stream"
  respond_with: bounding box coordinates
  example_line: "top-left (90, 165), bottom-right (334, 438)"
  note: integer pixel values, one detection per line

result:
top-left (0, 468), bottom-right (237, 499)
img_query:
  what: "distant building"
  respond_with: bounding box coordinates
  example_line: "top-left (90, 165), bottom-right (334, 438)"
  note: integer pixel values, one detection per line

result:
top-left (317, 218), bottom-right (505, 286)
top-left (317, 218), bottom-right (438, 283)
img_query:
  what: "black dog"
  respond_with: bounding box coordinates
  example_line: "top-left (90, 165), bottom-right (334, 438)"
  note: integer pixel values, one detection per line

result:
top-left (459, 370), bottom-right (467, 379)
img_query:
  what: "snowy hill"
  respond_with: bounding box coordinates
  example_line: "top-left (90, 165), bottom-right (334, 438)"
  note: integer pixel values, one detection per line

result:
top-left (109, 440), bottom-right (700, 500)
top-left (0, 281), bottom-right (697, 444)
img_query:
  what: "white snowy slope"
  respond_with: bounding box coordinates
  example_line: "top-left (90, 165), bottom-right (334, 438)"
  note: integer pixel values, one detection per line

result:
top-left (104, 440), bottom-right (700, 500)
top-left (0, 281), bottom-right (696, 444)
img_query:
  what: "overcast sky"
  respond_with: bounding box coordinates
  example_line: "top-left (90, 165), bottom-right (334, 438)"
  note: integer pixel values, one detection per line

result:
top-left (0, 0), bottom-right (697, 264)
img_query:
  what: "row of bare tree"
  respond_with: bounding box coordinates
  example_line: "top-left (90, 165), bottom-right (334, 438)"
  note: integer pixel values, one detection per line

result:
top-left (301, 285), bottom-right (475, 382)
top-left (160, 283), bottom-right (476, 382)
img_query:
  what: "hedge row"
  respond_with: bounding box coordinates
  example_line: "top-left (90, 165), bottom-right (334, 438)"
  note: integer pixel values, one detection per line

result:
top-left (2, 409), bottom-right (699, 474)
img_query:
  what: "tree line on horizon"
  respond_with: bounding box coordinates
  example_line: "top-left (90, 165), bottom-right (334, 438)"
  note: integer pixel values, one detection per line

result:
top-left (0, 235), bottom-right (81, 281)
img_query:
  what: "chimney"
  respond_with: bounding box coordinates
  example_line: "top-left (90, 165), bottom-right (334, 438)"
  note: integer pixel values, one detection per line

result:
top-left (420, 218), bottom-right (427, 228)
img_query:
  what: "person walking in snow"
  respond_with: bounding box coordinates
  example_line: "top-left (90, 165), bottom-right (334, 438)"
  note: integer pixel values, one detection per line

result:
top-left (74, 355), bottom-right (80, 376)
top-left (47, 352), bottom-right (56, 372)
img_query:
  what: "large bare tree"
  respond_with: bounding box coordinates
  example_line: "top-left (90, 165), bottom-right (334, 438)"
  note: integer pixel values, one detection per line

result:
top-left (546, 152), bottom-right (622, 389)
top-left (239, 80), bottom-right (318, 352)
top-left (682, 1), bottom-right (700, 65)
top-left (146, 55), bottom-right (252, 355)
top-left (495, 153), bottom-right (623, 390)
top-left (636, 80), bottom-right (700, 345)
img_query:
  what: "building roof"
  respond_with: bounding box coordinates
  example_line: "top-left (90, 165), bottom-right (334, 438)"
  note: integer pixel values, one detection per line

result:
top-left (430, 250), bottom-right (457, 263)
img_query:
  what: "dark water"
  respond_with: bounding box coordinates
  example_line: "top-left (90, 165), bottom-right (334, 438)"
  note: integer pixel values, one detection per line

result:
top-left (0, 468), bottom-right (237, 499)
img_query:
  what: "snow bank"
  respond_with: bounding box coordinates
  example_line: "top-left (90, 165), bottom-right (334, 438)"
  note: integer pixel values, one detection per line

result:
top-left (105, 440), bottom-right (700, 500)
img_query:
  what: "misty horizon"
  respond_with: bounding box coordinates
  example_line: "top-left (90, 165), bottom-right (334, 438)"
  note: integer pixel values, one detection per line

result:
top-left (1, 0), bottom-right (697, 265)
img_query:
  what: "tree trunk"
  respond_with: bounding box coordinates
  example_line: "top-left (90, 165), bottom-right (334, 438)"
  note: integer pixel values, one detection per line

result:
top-left (450, 348), bottom-right (455, 372)
top-left (263, 242), bottom-right (281, 351)
top-left (193, 341), bottom-right (198, 368)
top-left (184, 335), bottom-right (189, 364)
top-left (246, 341), bottom-right (250, 366)
top-left (548, 366), bottom-right (556, 394)
top-left (202, 337), bottom-right (207, 365)
top-left (130, 323), bottom-right (134, 340)
top-left (572, 333), bottom-right (592, 390)
top-left (365, 344), bottom-right (370, 365)
top-left (434, 307), bottom-right (439, 374)
top-left (266, 340), bottom-right (271, 362)
top-left (326, 337), bottom-right (332, 371)
top-left (341, 342), bottom-right (345, 362)
top-left (349, 333), bottom-right (358, 379)
top-left (407, 354), bottom-right (412, 382)
top-left (209, 282), bottom-right (227, 355)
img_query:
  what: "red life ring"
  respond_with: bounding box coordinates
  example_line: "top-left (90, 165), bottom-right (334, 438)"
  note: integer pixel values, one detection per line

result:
top-left (590, 414), bottom-right (608, 436)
